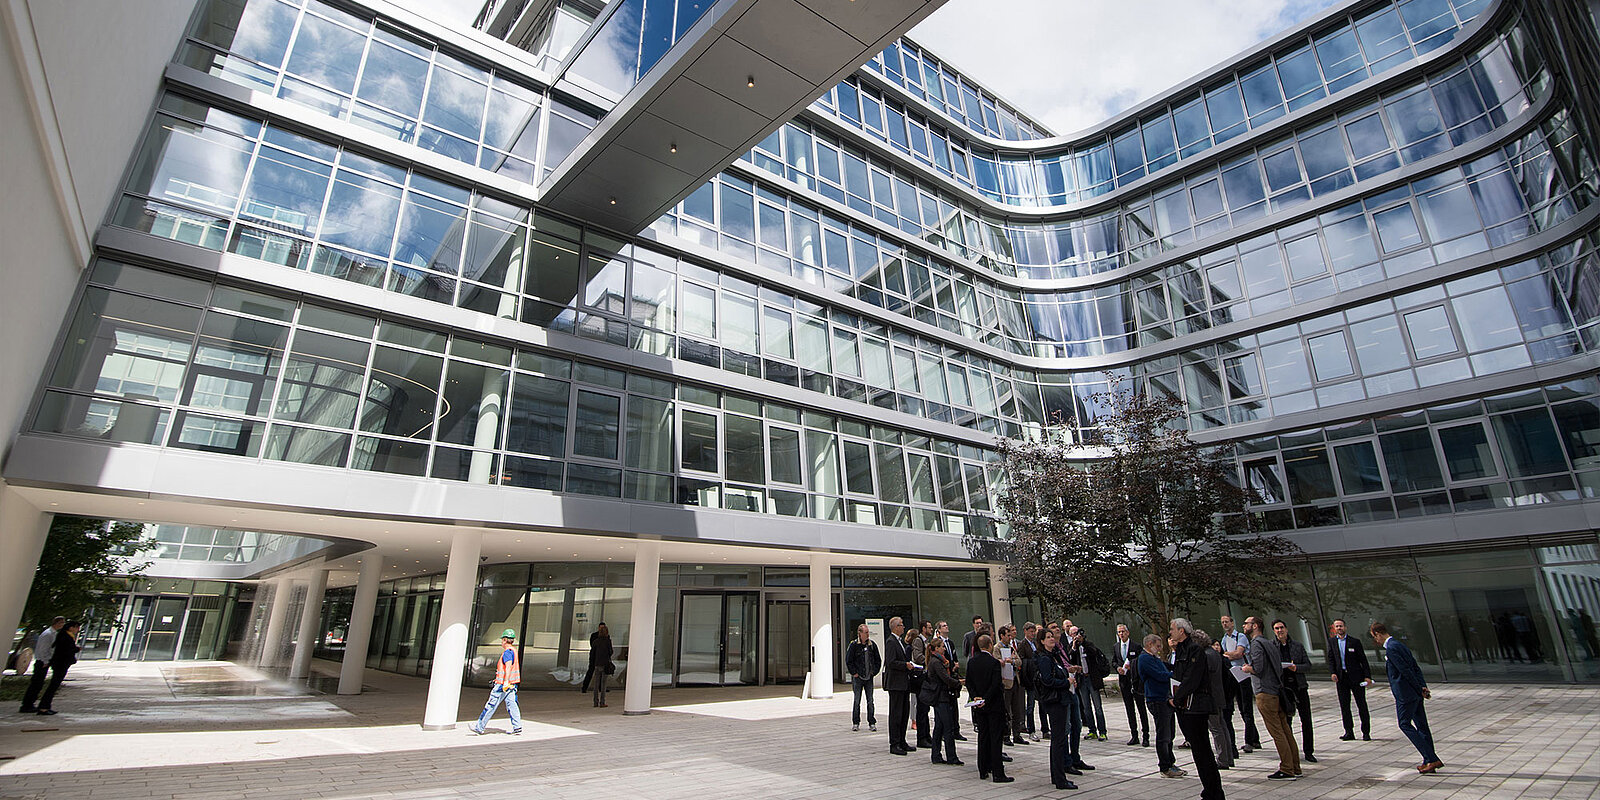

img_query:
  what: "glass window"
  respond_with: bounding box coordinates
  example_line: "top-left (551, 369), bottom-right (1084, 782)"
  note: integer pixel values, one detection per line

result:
top-left (1492, 409), bottom-right (1568, 477)
top-left (1334, 441), bottom-right (1385, 494)
top-left (572, 390), bottom-right (619, 459)
top-left (1205, 83), bottom-right (1246, 138)
top-left (1307, 332), bottom-right (1354, 380)
top-left (875, 443), bottom-right (908, 504)
top-left (1299, 127), bottom-right (1350, 181)
top-left (1452, 288), bottom-right (1522, 352)
top-left (681, 409), bottom-right (717, 472)
top-left (1404, 306), bottom-right (1458, 359)
top-left (724, 414), bottom-right (764, 483)
top-left (1284, 445), bottom-right (1336, 503)
top-left (505, 372), bottom-right (566, 457)
top-left (1552, 399), bottom-right (1600, 470)
top-left (843, 440), bottom-right (873, 494)
top-left (1350, 315), bottom-right (1410, 374)
top-left (1240, 65), bottom-right (1284, 119)
top-left (1374, 204), bottom-right (1423, 252)
top-left (1437, 422), bottom-right (1497, 480)
top-left (625, 395), bottom-right (672, 472)
top-left (807, 429), bottom-right (840, 494)
top-left (1244, 457), bottom-right (1287, 504)
top-left (1380, 428), bottom-right (1445, 491)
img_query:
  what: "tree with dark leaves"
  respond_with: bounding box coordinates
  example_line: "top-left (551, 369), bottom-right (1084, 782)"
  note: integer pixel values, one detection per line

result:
top-left (20, 516), bottom-right (149, 634)
top-left (995, 379), bottom-right (1301, 637)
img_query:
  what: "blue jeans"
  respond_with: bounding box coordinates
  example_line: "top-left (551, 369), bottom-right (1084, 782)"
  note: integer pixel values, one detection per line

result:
top-left (473, 683), bottom-right (522, 732)
top-left (1396, 696), bottom-right (1438, 763)
top-left (851, 676), bottom-right (876, 725)
top-left (1024, 685), bottom-right (1038, 733)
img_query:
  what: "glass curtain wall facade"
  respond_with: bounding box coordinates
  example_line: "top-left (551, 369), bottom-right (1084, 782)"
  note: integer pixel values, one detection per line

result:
top-left (11, 0), bottom-right (1600, 685)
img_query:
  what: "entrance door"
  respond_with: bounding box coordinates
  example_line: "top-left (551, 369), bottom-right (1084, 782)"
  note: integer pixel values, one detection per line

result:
top-left (766, 599), bottom-right (810, 685)
top-left (141, 596), bottom-right (188, 660)
top-left (678, 592), bottom-right (759, 685)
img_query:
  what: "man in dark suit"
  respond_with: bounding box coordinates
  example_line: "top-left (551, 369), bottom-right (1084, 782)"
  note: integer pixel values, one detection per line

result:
top-left (1326, 619), bottom-right (1372, 741)
top-left (964, 633), bottom-right (1013, 783)
top-left (883, 616), bottom-right (917, 755)
top-left (1369, 622), bottom-right (1442, 773)
top-left (1112, 623), bottom-right (1149, 746)
top-left (910, 620), bottom-right (933, 748)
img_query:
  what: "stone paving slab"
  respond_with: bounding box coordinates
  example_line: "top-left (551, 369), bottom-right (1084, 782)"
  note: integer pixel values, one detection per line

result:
top-left (0, 661), bottom-right (1596, 800)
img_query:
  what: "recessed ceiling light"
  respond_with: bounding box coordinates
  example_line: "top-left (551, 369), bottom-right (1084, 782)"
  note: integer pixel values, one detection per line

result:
top-left (746, 76), bottom-right (755, 88)
top-left (608, 197), bottom-right (617, 205)
top-left (669, 143), bottom-right (677, 153)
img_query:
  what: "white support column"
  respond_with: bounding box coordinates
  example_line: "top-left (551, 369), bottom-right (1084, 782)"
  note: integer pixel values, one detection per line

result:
top-left (339, 555), bottom-right (382, 695)
top-left (288, 566), bottom-right (329, 679)
top-left (988, 565), bottom-right (1012, 632)
top-left (422, 531), bottom-right (481, 730)
top-left (807, 554), bottom-right (834, 699)
top-left (258, 577), bottom-right (293, 668)
top-left (0, 484), bottom-right (52, 649)
top-left (622, 540), bottom-right (660, 716)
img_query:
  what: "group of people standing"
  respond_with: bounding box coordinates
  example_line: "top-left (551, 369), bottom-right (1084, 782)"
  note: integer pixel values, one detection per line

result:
top-left (847, 611), bottom-right (1446, 796)
top-left (16, 616), bottom-right (81, 716)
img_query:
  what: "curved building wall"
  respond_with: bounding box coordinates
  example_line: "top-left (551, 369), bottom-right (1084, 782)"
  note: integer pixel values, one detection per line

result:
top-left (4, 0), bottom-right (1600, 683)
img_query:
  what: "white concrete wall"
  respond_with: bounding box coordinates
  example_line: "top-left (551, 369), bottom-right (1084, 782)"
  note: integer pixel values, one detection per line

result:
top-left (0, 0), bottom-right (196, 452)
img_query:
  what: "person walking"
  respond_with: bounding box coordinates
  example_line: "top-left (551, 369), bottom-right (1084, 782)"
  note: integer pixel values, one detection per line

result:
top-left (1369, 622), bottom-right (1443, 773)
top-left (923, 636), bottom-right (963, 765)
top-left (1034, 628), bottom-right (1078, 791)
top-left (965, 633), bottom-right (1013, 783)
top-left (1272, 621), bottom-right (1316, 763)
top-left (1243, 616), bottom-right (1300, 780)
top-left (846, 622), bottom-right (881, 731)
top-left (883, 616), bottom-right (916, 755)
top-left (471, 629), bottom-right (523, 735)
top-left (587, 623), bottom-right (614, 708)
top-left (1113, 623), bottom-right (1150, 747)
top-left (1327, 619), bottom-right (1373, 741)
top-left (19, 616), bottom-right (65, 714)
top-left (1194, 630), bottom-right (1238, 770)
top-left (34, 621), bottom-right (79, 716)
top-left (1139, 633), bottom-right (1180, 777)
top-left (1172, 619), bottom-right (1225, 800)
top-left (1219, 615), bottom-right (1260, 753)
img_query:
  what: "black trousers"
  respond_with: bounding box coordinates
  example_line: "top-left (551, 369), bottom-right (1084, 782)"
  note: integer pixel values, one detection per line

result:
top-left (1179, 711), bottom-right (1226, 800)
top-left (1043, 701), bottom-right (1069, 786)
top-left (1153, 701), bottom-right (1177, 770)
top-left (887, 689), bottom-right (911, 750)
top-left (38, 665), bottom-right (69, 710)
top-left (1336, 678), bottom-right (1371, 735)
top-left (931, 700), bottom-right (957, 762)
top-left (1235, 678), bottom-right (1261, 747)
top-left (1119, 676), bottom-right (1149, 738)
top-left (20, 661), bottom-right (51, 710)
top-left (976, 711), bottom-right (1007, 778)
top-left (914, 686), bottom-right (932, 746)
top-left (1292, 683), bottom-right (1314, 757)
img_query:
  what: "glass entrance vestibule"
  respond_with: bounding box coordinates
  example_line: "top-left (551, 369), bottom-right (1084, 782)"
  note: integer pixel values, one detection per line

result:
top-left (79, 579), bottom-right (241, 662)
top-left (338, 562), bottom-right (995, 689)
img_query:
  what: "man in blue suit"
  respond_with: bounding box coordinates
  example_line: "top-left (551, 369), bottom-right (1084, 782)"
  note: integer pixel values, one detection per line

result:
top-left (1368, 622), bottom-right (1443, 773)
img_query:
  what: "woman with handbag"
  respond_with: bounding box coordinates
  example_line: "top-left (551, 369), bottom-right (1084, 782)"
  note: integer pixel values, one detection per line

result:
top-left (588, 623), bottom-right (615, 707)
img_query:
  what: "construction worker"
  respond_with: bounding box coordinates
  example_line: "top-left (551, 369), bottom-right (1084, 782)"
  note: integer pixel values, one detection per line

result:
top-left (470, 629), bottom-right (522, 735)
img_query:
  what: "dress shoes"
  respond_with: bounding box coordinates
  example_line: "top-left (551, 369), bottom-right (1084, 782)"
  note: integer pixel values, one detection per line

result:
top-left (992, 775), bottom-right (1015, 783)
top-left (1142, 738), bottom-right (1151, 747)
top-left (931, 757), bottom-right (948, 765)
top-left (947, 759), bottom-right (964, 766)
top-left (1126, 736), bottom-right (1139, 745)
top-left (35, 709), bottom-right (57, 716)
top-left (1304, 754), bottom-right (1318, 763)
top-left (1339, 732), bottom-right (1355, 741)
top-left (890, 747), bottom-right (908, 756)
top-left (1012, 737), bottom-right (1030, 745)
top-left (1055, 781), bottom-right (1078, 790)
top-left (917, 739), bottom-right (934, 749)
top-left (1001, 754), bottom-right (1012, 762)
top-left (1065, 767), bottom-right (1082, 776)
top-left (954, 733), bottom-right (968, 741)
top-left (1073, 761), bottom-right (1095, 770)
top-left (1418, 761), bottom-right (1444, 773)
top-left (1362, 734), bottom-right (1372, 740)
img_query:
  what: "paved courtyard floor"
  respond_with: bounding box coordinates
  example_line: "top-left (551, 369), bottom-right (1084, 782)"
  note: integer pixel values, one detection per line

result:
top-left (0, 660), bottom-right (1595, 799)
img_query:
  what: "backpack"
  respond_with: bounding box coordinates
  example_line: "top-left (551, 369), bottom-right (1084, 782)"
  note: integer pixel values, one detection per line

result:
top-left (1089, 644), bottom-right (1111, 680)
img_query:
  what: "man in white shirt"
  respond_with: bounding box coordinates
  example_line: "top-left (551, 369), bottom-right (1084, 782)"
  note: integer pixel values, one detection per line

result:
top-left (1219, 615), bottom-right (1261, 752)
top-left (19, 616), bottom-right (66, 713)
top-left (996, 625), bottom-right (1027, 745)
top-left (1113, 623), bottom-right (1149, 746)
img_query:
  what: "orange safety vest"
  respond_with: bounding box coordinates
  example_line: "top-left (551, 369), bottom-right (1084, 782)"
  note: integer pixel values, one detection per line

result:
top-left (495, 644), bottom-right (521, 686)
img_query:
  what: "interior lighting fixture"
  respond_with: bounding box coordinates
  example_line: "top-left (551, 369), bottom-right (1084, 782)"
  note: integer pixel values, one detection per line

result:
top-left (746, 75), bottom-right (755, 88)
top-left (608, 197), bottom-right (617, 205)
top-left (670, 143), bottom-right (677, 153)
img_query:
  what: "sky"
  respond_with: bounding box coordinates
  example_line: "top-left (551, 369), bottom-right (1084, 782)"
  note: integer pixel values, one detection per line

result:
top-left (908, 0), bottom-right (1347, 136)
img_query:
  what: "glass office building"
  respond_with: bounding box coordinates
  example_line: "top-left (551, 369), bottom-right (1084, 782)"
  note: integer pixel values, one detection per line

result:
top-left (2, 0), bottom-right (1599, 719)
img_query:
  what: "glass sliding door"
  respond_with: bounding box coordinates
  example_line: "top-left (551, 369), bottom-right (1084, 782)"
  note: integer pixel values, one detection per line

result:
top-left (677, 591), bottom-right (760, 685)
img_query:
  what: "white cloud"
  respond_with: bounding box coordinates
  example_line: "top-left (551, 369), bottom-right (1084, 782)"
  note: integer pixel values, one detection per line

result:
top-left (908, 0), bottom-right (1345, 136)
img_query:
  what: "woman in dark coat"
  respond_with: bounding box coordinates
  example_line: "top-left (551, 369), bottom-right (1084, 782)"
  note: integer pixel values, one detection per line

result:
top-left (1034, 629), bottom-right (1078, 790)
top-left (588, 623), bottom-right (615, 707)
top-left (922, 636), bottom-right (963, 765)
